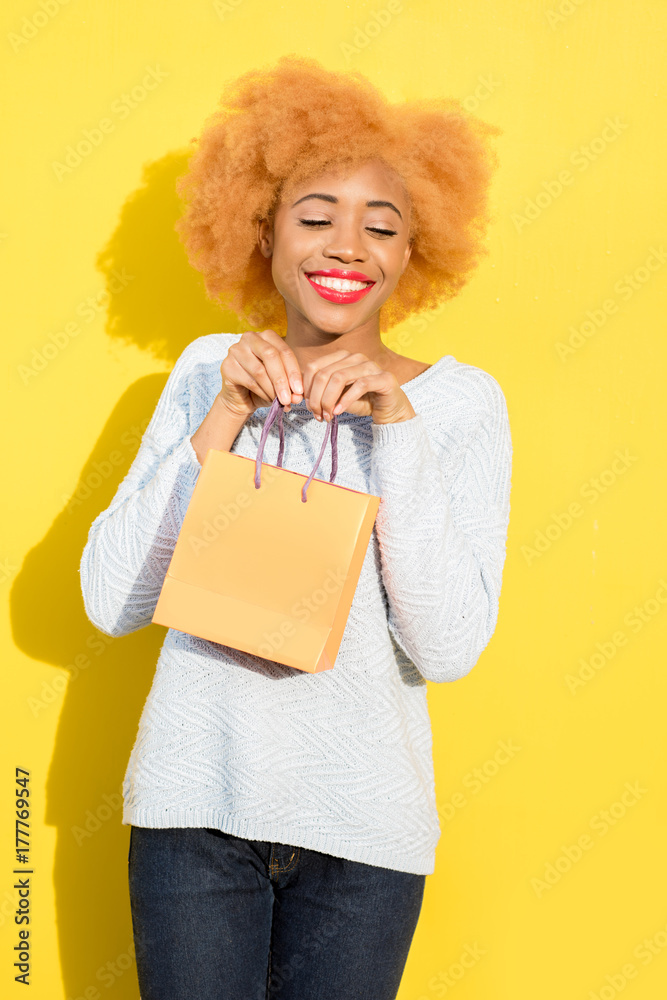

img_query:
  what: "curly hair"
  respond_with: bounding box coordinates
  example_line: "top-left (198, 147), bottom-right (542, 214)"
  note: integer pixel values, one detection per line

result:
top-left (174, 55), bottom-right (502, 335)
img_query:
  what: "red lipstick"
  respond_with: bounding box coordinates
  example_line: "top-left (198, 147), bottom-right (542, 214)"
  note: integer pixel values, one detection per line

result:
top-left (305, 268), bottom-right (376, 305)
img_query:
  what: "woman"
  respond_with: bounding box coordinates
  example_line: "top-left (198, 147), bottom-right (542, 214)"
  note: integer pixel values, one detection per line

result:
top-left (80, 56), bottom-right (512, 1000)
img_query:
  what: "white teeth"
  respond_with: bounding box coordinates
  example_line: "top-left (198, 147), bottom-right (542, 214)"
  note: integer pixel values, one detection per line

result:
top-left (309, 275), bottom-right (370, 292)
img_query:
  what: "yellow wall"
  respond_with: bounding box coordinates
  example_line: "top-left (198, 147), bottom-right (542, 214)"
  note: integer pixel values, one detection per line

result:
top-left (2, 1), bottom-right (666, 997)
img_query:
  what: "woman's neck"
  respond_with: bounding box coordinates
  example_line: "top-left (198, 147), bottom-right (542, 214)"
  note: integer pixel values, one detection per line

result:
top-left (283, 314), bottom-right (397, 373)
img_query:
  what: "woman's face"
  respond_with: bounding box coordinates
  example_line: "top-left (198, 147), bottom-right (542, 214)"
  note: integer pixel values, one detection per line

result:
top-left (259, 158), bottom-right (412, 335)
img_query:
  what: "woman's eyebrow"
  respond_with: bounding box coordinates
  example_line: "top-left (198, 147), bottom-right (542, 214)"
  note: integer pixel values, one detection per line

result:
top-left (292, 193), bottom-right (336, 207)
top-left (366, 200), bottom-right (402, 220)
top-left (292, 193), bottom-right (403, 220)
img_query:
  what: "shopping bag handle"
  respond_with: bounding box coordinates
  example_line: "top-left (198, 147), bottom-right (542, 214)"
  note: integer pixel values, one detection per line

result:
top-left (254, 396), bottom-right (339, 503)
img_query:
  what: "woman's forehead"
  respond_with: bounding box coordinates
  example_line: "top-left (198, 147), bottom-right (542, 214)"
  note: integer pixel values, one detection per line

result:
top-left (281, 159), bottom-right (410, 208)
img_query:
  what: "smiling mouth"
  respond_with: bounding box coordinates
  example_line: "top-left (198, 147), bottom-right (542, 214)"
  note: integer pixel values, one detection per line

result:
top-left (305, 270), bottom-right (376, 304)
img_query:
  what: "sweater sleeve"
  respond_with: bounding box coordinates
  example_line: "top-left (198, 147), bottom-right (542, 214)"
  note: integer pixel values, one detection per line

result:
top-left (79, 342), bottom-right (208, 638)
top-left (369, 371), bottom-right (512, 683)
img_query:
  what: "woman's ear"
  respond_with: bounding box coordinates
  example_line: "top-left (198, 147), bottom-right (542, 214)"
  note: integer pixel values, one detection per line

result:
top-left (258, 219), bottom-right (274, 258)
top-left (400, 238), bottom-right (413, 275)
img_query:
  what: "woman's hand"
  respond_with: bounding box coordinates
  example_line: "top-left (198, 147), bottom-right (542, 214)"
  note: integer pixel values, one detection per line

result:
top-left (218, 329), bottom-right (304, 418)
top-left (301, 351), bottom-right (416, 425)
top-left (190, 330), bottom-right (304, 464)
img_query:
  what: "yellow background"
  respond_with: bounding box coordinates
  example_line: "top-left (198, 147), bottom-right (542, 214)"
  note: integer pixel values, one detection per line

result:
top-left (2, 1), bottom-right (666, 997)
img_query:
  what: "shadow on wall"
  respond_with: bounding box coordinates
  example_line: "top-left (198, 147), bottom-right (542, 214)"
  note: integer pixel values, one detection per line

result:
top-left (10, 151), bottom-right (247, 998)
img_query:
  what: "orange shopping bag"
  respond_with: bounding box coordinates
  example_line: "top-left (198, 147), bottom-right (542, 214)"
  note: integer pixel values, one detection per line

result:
top-left (152, 397), bottom-right (381, 672)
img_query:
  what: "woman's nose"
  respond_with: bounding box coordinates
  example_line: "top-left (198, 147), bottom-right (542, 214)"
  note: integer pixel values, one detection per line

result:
top-left (321, 228), bottom-right (369, 264)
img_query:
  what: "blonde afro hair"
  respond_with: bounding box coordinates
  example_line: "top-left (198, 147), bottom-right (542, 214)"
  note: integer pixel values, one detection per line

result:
top-left (175, 55), bottom-right (502, 335)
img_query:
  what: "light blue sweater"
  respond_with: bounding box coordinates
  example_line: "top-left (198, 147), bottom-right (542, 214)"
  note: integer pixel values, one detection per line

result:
top-left (80, 333), bottom-right (512, 875)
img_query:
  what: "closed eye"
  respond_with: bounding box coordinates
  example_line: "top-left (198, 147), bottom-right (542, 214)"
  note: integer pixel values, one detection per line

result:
top-left (298, 219), bottom-right (397, 237)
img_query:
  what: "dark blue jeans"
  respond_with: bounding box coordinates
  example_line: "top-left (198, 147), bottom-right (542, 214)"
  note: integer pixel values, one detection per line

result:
top-left (128, 825), bottom-right (426, 1000)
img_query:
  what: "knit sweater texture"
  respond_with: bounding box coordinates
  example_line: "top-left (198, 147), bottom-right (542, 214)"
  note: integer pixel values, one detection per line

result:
top-left (80, 333), bottom-right (512, 875)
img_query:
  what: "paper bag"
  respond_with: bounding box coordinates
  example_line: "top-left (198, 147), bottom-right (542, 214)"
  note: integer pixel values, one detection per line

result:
top-left (152, 397), bottom-right (381, 672)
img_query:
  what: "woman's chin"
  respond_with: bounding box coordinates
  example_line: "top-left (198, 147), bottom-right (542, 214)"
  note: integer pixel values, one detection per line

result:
top-left (297, 303), bottom-right (379, 336)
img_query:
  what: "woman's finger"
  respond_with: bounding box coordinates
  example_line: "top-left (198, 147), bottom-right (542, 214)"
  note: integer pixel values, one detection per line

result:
top-left (225, 342), bottom-right (275, 403)
top-left (221, 353), bottom-right (272, 406)
top-left (301, 350), bottom-right (358, 407)
top-left (257, 329), bottom-right (304, 398)
top-left (333, 370), bottom-right (399, 418)
top-left (308, 358), bottom-right (382, 418)
top-left (252, 335), bottom-right (299, 406)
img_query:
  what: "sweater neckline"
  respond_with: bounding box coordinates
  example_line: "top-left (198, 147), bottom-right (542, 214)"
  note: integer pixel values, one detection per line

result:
top-left (400, 353), bottom-right (453, 391)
